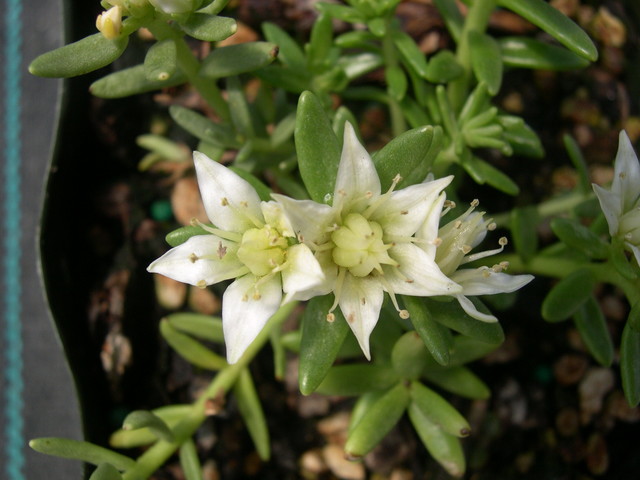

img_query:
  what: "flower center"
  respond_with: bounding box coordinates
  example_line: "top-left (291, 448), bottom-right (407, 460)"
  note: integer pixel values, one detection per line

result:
top-left (331, 213), bottom-right (396, 277)
top-left (236, 226), bottom-right (288, 277)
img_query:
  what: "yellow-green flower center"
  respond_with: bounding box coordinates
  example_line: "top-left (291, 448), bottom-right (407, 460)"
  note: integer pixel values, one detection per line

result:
top-left (331, 213), bottom-right (396, 277)
top-left (237, 226), bottom-right (288, 277)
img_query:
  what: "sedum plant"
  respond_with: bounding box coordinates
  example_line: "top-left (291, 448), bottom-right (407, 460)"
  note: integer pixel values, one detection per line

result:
top-left (28, 0), bottom-right (640, 478)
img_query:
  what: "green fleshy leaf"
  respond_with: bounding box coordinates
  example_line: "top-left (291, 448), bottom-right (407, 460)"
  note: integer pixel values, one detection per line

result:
top-left (200, 42), bottom-right (279, 78)
top-left (542, 268), bottom-right (595, 322)
top-left (423, 366), bottom-right (490, 399)
top-left (563, 133), bottom-right (590, 192)
top-left (109, 405), bottom-right (191, 448)
top-left (463, 156), bottom-right (519, 195)
top-left (433, 0), bottom-right (463, 42)
top-left (391, 331), bottom-right (431, 380)
top-left (316, 364), bottom-right (400, 396)
top-left (448, 334), bottom-right (500, 366)
top-left (338, 52), bottom-right (384, 80)
top-left (400, 96), bottom-right (434, 129)
top-left (180, 14), bottom-right (237, 42)
top-left (122, 410), bottom-right (174, 443)
top-left (90, 64), bottom-right (187, 98)
top-left (550, 217), bottom-right (609, 260)
top-left (29, 33), bottom-right (128, 78)
top-left (234, 369), bottom-right (271, 460)
top-left (621, 322), bottom-right (640, 406)
top-left (197, 0), bottom-right (231, 15)
top-left (469, 31), bottom-right (502, 95)
top-left (499, 115), bottom-right (544, 158)
top-left (345, 383), bottom-right (409, 458)
top-left (402, 297), bottom-right (451, 366)
top-left (386, 65), bottom-right (408, 101)
top-left (165, 225), bottom-right (209, 247)
top-left (167, 313), bottom-right (224, 343)
top-left (348, 390), bottom-right (387, 436)
top-left (255, 65), bottom-right (310, 93)
top-left (393, 29), bottom-right (429, 78)
top-left (316, 2), bottom-right (366, 23)
top-left (227, 76), bottom-right (254, 137)
top-left (29, 438), bottom-right (135, 471)
top-left (169, 105), bottom-right (238, 148)
top-left (408, 403), bottom-right (466, 477)
top-left (335, 30), bottom-right (379, 49)
top-left (89, 463), bottom-right (122, 480)
top-left (295, 91), bottom-right (341, 203)
top-left (372, 125), bottom-right (443, 189)
top-left (427, 299), bottom-right (505, 345)
top-left (307, 13), bottom-right (334, 71)
top-left (500, 36), bottom-right (590, 70)
top-left (498, 0), bottom-right (598, 61)
top-left (160, 319), bottom-right (227, 370)
top-left (409, 381), bottom-right (471, 437)
top-left (610, 238), bottom-right (638, 280)
top-left (629, 302), bottom-right (640, 332)
top-left (298, 295), bottom-right (350, 395)
top-left (572, 296), bottom-right (613, 367)
top-left (262, 22), bottom-right (306, 70)
top-left (424, 49), bottom-right (463, 83)
top-left (144, 39), bottom-right (177, 81)
top-left (179, 440), bottom-right (202, 480)
top-left (510, 206), bottom-right (539, 263)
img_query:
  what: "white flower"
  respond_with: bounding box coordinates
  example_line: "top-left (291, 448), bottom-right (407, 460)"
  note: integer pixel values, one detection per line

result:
top-left (419, 197), bottom-right (534, 322)
top-left (148, 152), bottom-right (324, 363)
top-left (274, 123), bottom-right (462, 359)
top-left (593, 130), bottom-right (640, 264)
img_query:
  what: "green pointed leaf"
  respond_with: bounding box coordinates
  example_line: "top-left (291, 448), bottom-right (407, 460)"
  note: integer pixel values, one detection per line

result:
top-left (393, 29), bottom-right (429, 78)
top-left (572, 295), bottom-right (613, 367)
top-left (160, 319), bottom-right (227, 370)
top-left (169, 105), bottom-right (238, 148)
top-left (400, 96), bottom-right (434, 129)
top-left (610, 239), bottom-right (638, 280)
top-left (621, 322), bottom-right (640, 406)
top-left (386, 65), bottom-right (408, 101)
top-left (109, 405), bottom-right (191, 448)
top-left (408, 402), bottom-right (465, 477)
top-left (469, 31), bottom-right (502, 95)
top-left (144, 39), bottom-right (177, 81)
top-left (563, 133), bottom-right (590, 192)
top-left (427, 299), bottom-right (504, 345)
top-left (335, 30), bottom-right (379, 49)
top-left (316, 364), bottom-right (399, 396)
top-left (448, 335), bottom-right (500, 366)
top-left (123, 410), bottom-right (174, 443)
top-left (316, 2), bottom-right (366, 23)
top-left (89, 463), bottom-right (122, 480)
top-left (234, 369), bottom-right (270, 460)
top-left (348, 390), bottom-right (387, 436)
top-left (167, 313), bottom-right (224, 343)
top-left (424, 49), bottom-right (463, 83)
top-left (423, 366), bottom-right (490, 399)
top-left (410, 381), bottom-right (470, 437)
top-left (90, 64), bottom-right (187, 98)
top-left (165, 225), bottom-right (209, 247)
top-left (262, 22), bottom-right (306, 70)
top-left (345, 383), bottom-right (409, 458)
top-left (307, 13), bottom-right (333, 71)
top-left (338, 52), bottom-right (384, 80)
top-left (295, 91), bottom-right (341, 202)
top-left (500, 115), bottom-right (544, 158)
top-left (200, 42), bottom-right (279, 78)
top-left (29, 438), bottom-right (135, 471)
top-left (500, 36), bottom-right (590, 70)
top-left (542, 268), bottom-right (595, 322)
top-left (402, 296), bottom-right (451, 366)
top-left (179, 439), bottom-right (202, 480)
top-left (180, 14), bottom-right (237, 42)
top-left (498, 0), bottom-right (598, 61)
top-left (373, 126), bottom-right (443, 189)
top-left (298, 295), bottom-right (350, 394)
top-left (255, 65), bottom-right (310, 93)
top-left (463, 156), bottom-right (519, 195)
top-left (197, 0), bottom-right (231, 15)
top-left (391, 331), bottom-right (431, 380)
top-left (510, 206), bottom-right (539, 263)
top-left (551, 217), bottom-right (609, 260)
top-left (433, 0), bottom-right (463, 42)
top-left (29, 33), bottom-right (128, 78)
top-left (227, 76), bottom-right (254, 137)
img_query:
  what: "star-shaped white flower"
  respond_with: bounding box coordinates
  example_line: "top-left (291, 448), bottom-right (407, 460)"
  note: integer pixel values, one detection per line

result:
top-left (593, 130), bottom-right (640, 264)
top-left (274, 123), bottom-right (462, 359)
top-left (148, 152), bottom-right (324, 363)
top-left (419, 196), bottom-right (534, 322)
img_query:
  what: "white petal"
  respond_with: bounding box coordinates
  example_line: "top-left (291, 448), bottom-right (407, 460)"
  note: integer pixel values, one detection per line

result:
top-left (372, 176), bottom-right (453, 237)
top-left (334, 123), bottom-right (381, 210)
top-left (612, 131), bottom-right (640, 212)
top-left (147, 235), bottom-right (245, 287)
top-left (281, 244), bottom-right (326, 303)
top-left (271, 194), bottom-right (334, 245)
top-left (592, 183), bottom-right (621, 236)
top-left (222, 275), bottom-right (282, 364)
top-left (419, 191), bottom-right (447, 260)
top-left (626, 241), bottom-right (640, 266)
top-left (193, 151), bottom-right (263, 232)
top-left (338, 274), bottom-right (384, 360)
top-left (260, 200), bottom-right (295, 237)
top-left (455, 294), bottom-right (498, 322)
top-left (451, 269), bottom-right (534, 296)
top-left (384, 243), bottom-right (462, 296)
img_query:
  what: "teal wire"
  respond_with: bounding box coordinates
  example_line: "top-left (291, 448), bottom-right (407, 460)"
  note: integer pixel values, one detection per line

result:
top-left (3, 0), bottom-right (24, 478)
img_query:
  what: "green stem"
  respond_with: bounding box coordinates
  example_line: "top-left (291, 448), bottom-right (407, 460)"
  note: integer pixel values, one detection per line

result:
top-left (381, 18), bottom-right (407, 137)
top-left (448, 0), bottom-right (497, 111)
top-left (491, 191), bottom-right (593, 228)
top-left (122, 302), bottom-right (296, 480)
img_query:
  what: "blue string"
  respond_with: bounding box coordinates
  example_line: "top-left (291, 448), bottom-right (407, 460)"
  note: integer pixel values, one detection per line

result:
top-left (3, 0), bottom-right (24, 477)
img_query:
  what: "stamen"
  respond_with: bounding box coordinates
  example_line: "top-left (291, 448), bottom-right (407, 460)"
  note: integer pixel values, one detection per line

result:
top-left (470, 199), bottom-right (480, 207)
top-left (432, 237), bottom-right (442, 247)
top-left (362, 173), bottom-right (402, 219)
top-left (217, 242), bottom-right (227, 259)
top-left (189, 253), bottom-right (199, 263)
top-left (487, 222), bottom-right (497, 231)
top-left (399, 310), bottom-right (410, 319)
top-left (326, 312), bottom-right (335, 322)
top-left (327, 268), bottom-right (347, 317)
top-left (191, 219), bottom-right (243, 243)
top-left (196, 280), bottom-right (207, 289)
top-left (461, 245), bottom-right (472, 254)
top-left (461, 238), bottom-right (507, 264)
top-left (498, 237), bottom-right (508, 246)
top-left (377, 275), bottom-right (409, 319)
